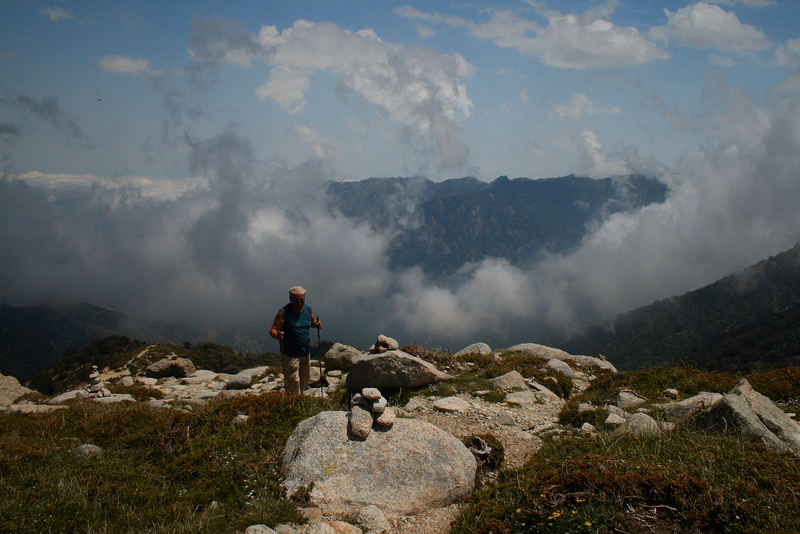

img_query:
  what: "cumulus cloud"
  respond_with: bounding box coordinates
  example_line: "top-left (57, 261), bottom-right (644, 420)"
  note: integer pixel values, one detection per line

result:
top-left (12, 94), bottom-right (84, 138)
top-left (395, 4), bottom-right (669, 68)
top-left (100, 55), bottom-right (163, 78)
top-left (255, 66), bottom-right (310, 113)
top-left (577, 129), bottom-right (627, 178)
top-left (40, 7), bottom-right (75, 22)
top-left (551, 93), bottom-right (621, 119)
top-left (190, 18), bottom-right (474, 170)
top-left (295, 125), bottom-right (333, 159)
top-left (651, 2), bottom-right (771, 53)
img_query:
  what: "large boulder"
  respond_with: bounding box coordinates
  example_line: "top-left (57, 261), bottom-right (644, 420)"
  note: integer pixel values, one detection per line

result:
top-left (506, 343), bottom-right (618, 373)
top-left (324, 343), bottom-right (364, 370)
top-left (454, 342), bottom-right (492, 357)
top-left (346, 350), bottom-right (451, 392)
top-left (0, 373), bottom-right (33, 407)
top-left (145, 356), bottom-right (196, 379)
top-left (282, 411), bottom-right (476, 517)
top-left (691, 379), bottom-right (800, 455)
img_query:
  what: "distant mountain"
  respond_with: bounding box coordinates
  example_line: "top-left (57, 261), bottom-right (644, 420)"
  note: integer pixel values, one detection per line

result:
top-left (561, 243), bottom-right (800, 372)
top-left (327, 174), bottom-right (668, 276)
top-left (0, 303), bottom-right (125, 379)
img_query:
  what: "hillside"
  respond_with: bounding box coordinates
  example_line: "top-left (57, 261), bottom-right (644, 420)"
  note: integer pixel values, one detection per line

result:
top-left (0, 303), bottom-right (125, 379)
top-left (328, 174), bottom-right (668, 276)
top-left (561, 242), bottom-right (800, 371)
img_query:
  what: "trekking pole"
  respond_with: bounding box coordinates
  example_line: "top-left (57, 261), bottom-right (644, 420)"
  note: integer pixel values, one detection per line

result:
top-left (317, 318), bottom-right (324, 397)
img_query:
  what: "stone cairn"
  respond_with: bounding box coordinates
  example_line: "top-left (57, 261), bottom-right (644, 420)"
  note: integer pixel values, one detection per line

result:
top-left (348, 387), bottom-right (396, 439)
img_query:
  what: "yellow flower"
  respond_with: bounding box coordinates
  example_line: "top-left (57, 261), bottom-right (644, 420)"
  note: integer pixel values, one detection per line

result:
top-left (540, 493), bottom-right (546, 498)
top-left (585, 521), bottom-right (593, 526)
top-left (572, 510), bottom-right (578, 515)
top-left (515, 508), bottom-right (522, 513)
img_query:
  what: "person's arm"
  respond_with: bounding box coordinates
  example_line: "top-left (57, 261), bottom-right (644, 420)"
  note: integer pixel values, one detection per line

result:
top-left (311, 311), bottom-right (322, 330)
top-left (269, 310), bottom-right (284, 341)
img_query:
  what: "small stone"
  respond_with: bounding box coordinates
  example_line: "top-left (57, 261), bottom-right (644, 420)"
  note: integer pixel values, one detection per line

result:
top-left (232, 414), bottom-right (249, 425)
top-left (120, 376), bottom-right (135, 387)
top-left (362, 388), bottom-right (381, 401)
top-left (547, 358), bottom-right (574, 378)
top-left (327, 370), bottom-right (343, 378)
top-left (492, 412), bottom-right (515, 426)
top-left (489, 370), bottom-right (527, 391)
top-left (371, 396), bottom-right (388, 414)
top-left (374, 407), bottom-right (396, 427)
top-left (74, 444), bottom-right (103, 457)
top-left (327, 521), bottom-right (362, 534)
top-left (605, 414), bottom-right (626, 426)
top-left (350, 393), bottom-right (364, 406)
top-left (403, 397), bottom-right (425, 411)
top-left (245, 526), bottom-right (278, 534)
top-left (504, 390), bottom-right (537, 406)
top-left (354, 504), bottom-right (391, 534)
top-left (273, 525), bottom-right (299, 534)
top-left (349, 405), bottom-right (373, 439)
top-left (663, 388), bottom-right (679, 400)
top-left (617, 390), bottom-right (648, 410)
top-left (300, 506), bottom-right (323, 523)
top-left (580, 422), bottom-right (596, 433)
top-left (578, 402), bottom-right (596, 413)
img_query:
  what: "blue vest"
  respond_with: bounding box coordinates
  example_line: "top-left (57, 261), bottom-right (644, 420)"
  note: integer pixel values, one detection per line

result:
top-left (281, 303), bottom-right (313, 358)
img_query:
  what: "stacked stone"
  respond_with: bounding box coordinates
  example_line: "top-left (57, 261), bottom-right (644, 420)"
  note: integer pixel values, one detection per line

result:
top-left (347, 387), bottom-right (396, 439)
top-left (84, 365), bottom-right (113, 399)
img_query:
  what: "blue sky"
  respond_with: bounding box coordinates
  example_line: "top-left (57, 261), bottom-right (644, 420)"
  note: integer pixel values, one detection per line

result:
top-left (3, 0), bottom-right (799, 181)
top-left (2, 1), bottom-right (800, 350)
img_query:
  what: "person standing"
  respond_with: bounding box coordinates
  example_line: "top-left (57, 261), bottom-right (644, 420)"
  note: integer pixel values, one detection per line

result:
top-left (269, 286), bottom-right (322, 394)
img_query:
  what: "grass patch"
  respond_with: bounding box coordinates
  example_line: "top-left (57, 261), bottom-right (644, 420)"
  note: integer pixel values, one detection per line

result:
top-left (0, 392), bottom-right (335, 533)
top-left (452, 430), bottom-right (800, 533)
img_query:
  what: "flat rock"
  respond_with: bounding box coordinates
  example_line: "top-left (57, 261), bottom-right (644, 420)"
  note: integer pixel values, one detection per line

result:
top-left (362, 388), bottom-right (381, 401)
top-left (528, 381), bottom-right (561, 403)
top-left (617, 390), bottom-right (648, 410)
top-left (74, 444), bottom-right (103, 457)
top-left (493, 412), bottom-right (516, 426)
top-left (48, 389), bottom-right (84, 405)
top-left (283, 411), bottom-right (476, 518)
top-left (93, 393), bottom-right (135, 404)
top-left (433, 396), bottom-right (471, 413)
top-left (454, 342), bottom-right (492, 357)
top-left (605, 413), bottom-right (626, 426)
top-left (505, 390), bottom-right (537, 406)
top-left (181, 370), bottom-right (218, 384)
top-left (489, 370), bottom-right (527, 391)
top-left (6, 403), bottom-right (67, 414)
top-left (225, 367), bottom-right (268, 389)
top-left (507, 343), bottom-right (618, 373)
top-left (346, 350), bottom-right (451, 392)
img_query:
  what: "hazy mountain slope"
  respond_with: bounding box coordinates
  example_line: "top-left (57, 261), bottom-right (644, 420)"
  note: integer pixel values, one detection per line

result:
top-left (0, 303), bottom-right (125, 379)
top-left (327, 174), bottom-right (668, 276)
top-left (562, 243), bottom-right (800, 371)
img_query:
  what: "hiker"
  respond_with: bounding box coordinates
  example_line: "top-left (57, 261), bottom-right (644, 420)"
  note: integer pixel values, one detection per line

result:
top-left (269, 286), bottom-right (322, 394)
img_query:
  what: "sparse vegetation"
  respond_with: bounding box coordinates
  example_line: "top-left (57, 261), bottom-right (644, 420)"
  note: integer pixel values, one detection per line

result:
top-left (0, 393), bottom-right (335, 534)
top-left (452, 431), bottom-right (800, 533)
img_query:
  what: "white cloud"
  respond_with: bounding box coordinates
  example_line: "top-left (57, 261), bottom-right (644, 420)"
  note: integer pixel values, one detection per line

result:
top-left (709, 0), bottom-right (775, 6)
top-left (192, 18), bottom-right (475, 169)
top-left (415, 24), bottom-right (434, 38)
top-left (774, 37), bottom-right (800, 68)
top-left (710, 54), bottom-right (736, 67)
top-left (551, 93), bottom-right (621, 119)
top-left (255, 66), bottom-right (310, 113)
top-left (395, 5), bottom-right (668, 69)
top-left (651, 2), bottom-right (771, 53)
top-left (99, 55), bottom-right (162, 78)
top-left (578, 129), bottom-right (627, 177)
top-left (519, 89), bottom-right (529, 103)
top-left (40, 7), bottom-right (75, 22)
top-left (295, 125), bottom-right (333, 159)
